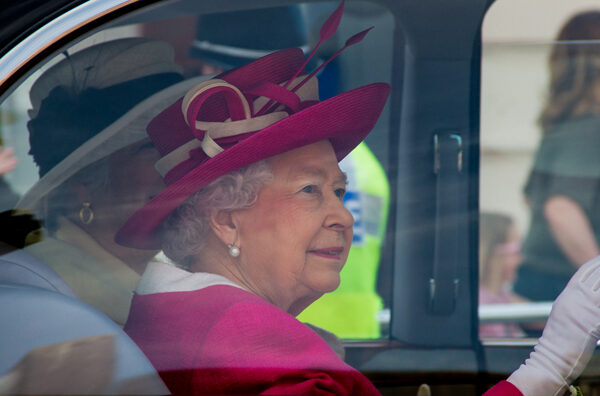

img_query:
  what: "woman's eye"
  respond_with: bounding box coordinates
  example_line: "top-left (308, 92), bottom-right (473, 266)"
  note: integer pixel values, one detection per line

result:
top-left (335, 188), bottom-right (346, 199)
top-left (301, 185), bottom-right (315, 194)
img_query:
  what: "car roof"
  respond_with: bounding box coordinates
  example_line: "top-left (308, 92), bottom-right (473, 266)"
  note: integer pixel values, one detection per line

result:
top-left (0, 0), bottom-right (85, 57)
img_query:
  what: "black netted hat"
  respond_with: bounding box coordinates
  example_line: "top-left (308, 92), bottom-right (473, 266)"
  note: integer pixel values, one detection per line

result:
top-left (27, 38), bottom-right (183, 177)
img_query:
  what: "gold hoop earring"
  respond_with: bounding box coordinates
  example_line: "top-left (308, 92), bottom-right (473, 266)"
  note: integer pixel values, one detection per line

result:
top-left (79, 202), bottom-right (94, 225)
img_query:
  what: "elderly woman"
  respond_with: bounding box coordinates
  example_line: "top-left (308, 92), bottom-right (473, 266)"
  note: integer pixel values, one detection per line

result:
top-left (118, 40), bottom-right (385, 394)
top-left (118, 6), bottom-right (600, 396)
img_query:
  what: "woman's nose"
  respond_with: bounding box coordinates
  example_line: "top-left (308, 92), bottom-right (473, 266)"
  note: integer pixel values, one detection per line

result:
top-left (326, 194), bottom-right (354, 230)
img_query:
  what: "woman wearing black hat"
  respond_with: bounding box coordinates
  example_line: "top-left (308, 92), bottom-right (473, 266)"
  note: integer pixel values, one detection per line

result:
top-left (20, 37), bottom-right (192, 325)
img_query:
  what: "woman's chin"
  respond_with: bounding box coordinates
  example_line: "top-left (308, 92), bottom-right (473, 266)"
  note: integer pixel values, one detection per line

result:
top-left (314, 274), bottom-right (342, 294)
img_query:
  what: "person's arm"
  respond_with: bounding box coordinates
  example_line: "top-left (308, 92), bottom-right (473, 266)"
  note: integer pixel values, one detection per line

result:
top-left (500, 256), bottom-right (600, 396)
top-left (0, 146), bottom-right (17, 175)
top-left (544, 195), bottom-right (600, 268)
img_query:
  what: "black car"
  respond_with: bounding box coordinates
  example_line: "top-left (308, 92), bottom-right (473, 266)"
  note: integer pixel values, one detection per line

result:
top-left (1, 0), bottom-right (599, 394)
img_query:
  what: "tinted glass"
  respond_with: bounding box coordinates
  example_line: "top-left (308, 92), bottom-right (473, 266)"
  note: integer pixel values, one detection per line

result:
top-left (0, 0), bottom-right (394, 351)
top-left (480, 0), bottom-right (600, 339)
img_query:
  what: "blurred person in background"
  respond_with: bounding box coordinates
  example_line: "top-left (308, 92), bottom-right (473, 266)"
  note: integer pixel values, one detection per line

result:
top-left (0, 144), bottom-right (32, 254)
top-left (479, 212), bottom-right (526, 338)
top-left (0, 146), bottom-right (17, 175)
top-left (0, 145), bottom-right (19, 211)
top-left (515, 11), bottom-right (600, 303)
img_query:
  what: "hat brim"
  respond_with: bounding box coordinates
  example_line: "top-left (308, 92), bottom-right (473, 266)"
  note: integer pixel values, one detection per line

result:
top-left (17, 76), bottom-right (210, 212)
top-left (116, 82), bottom-right (389, 250)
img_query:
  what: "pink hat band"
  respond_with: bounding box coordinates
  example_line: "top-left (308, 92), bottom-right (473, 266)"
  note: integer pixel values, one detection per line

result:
top-left (152, 74), bottom-right (318, 186)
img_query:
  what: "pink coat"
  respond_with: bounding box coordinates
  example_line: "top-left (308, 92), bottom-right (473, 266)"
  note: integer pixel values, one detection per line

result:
top-left (484, 381), bottom-right (522, 396)
top-left (124, 284), bottom-right (522, 396)
top-left (125, 285), bottom-right (380, 395)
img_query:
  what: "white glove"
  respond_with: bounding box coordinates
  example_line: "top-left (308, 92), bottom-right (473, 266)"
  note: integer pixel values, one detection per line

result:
top-left (508, 256), bottom-right (600, 396)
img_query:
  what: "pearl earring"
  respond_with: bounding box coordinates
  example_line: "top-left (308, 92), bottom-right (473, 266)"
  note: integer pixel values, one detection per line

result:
top-left (228, 244), bottom-right (240, 257)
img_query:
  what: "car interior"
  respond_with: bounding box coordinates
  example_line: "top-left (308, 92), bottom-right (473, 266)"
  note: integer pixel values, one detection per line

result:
top-left (1, 0), bottom-right (600, 395)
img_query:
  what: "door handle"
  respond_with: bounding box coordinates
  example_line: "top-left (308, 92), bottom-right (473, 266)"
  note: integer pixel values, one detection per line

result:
top-left (429, 131), bottom-right (463, 314)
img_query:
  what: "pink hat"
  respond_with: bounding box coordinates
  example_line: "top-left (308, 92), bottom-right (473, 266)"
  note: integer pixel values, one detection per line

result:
top-left (116, 4), bottom-right (390, 249)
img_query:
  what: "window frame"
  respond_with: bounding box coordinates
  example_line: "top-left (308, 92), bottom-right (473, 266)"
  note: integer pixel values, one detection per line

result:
top-left (5, 0), bottom-right (584, 393)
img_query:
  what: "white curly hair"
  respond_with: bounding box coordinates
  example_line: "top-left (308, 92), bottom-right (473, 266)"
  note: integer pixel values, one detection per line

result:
top-left (160, 159), bottom-right (273, 267)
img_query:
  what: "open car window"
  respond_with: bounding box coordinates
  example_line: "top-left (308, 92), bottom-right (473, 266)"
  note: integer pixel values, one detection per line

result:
top-left (480, 0), bottom-right (600, 339)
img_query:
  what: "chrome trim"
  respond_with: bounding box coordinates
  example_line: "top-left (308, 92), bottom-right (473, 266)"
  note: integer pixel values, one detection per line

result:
top-left (192, 40), bottom-right (311, 59)
top-left (481, 338), bottom-right (600, 348)
top-left (0, 0), bottom-right (143, 88)
top-left (479, 302), bottom-right (552, 323)
top-left (481, 338), bottom-right (538, 347)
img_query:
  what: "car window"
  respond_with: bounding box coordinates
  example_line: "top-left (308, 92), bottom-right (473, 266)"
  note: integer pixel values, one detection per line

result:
top-left (479, 0), bottom-right (600, 339)
top-left (0, 1), bottom-right (394, 341)
top-left (18, 0), bottom-right (600, 394)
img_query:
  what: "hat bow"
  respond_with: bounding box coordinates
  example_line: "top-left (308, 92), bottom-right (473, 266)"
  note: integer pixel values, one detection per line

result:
top-left (154, 76), bottom-right (318, 178)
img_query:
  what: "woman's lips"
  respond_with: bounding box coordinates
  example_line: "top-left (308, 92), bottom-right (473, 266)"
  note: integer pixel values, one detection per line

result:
top-left (308, 247), bottom-right (345, 259)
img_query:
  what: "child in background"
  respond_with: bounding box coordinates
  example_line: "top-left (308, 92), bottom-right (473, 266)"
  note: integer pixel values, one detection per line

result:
top-left (479, 212), bottom-right (526, 337)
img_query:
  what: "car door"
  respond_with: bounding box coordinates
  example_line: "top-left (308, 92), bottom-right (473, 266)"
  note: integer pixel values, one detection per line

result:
top-left (2, 0), bottom-right (600, 395)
